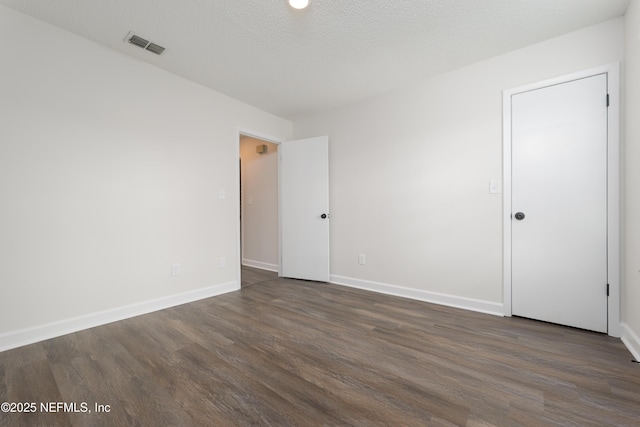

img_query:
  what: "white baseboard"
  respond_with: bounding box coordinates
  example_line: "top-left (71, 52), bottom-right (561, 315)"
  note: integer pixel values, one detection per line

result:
top-left (0, 281), bottom-right (239, 352)
top-left (620, 322), bottom-right (640, 361)
top-left (330, 275), bottom-right (504, 317)
top-left (242, 259), bottom-right (279, 272)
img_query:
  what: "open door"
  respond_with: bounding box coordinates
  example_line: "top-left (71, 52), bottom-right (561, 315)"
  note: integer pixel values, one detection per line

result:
top-left (279, 136), bottom-right (330, 282)
top-left (510, 74), bottom-right (608, 333)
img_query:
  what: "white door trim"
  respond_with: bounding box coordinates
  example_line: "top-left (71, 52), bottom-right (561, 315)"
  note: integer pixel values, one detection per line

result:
top-left (502, 63), bottom-right (620, 337)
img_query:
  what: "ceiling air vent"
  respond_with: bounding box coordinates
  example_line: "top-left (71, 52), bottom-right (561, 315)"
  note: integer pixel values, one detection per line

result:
top-left (145, 43), bottom-right (165, 55)
top-left (125, 32), bottom-right (165, 55)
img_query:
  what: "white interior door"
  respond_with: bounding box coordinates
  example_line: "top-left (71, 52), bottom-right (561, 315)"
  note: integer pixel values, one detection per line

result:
top-left (511, 74), bottom-right (608, 333)
top-left (280, 136), bottom-right (330, 282)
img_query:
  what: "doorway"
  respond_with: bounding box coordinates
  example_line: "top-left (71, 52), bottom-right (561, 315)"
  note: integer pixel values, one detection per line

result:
top-left (239, 135), bottom-right (279, 286)
top-left (236, 131), bottom-right (331, 286)
top-left (502, 64), bottom-right (620, 336)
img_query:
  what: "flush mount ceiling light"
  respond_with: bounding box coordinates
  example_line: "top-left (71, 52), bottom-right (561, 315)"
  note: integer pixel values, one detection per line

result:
top-left (289, 0), bottom-right (309, 9)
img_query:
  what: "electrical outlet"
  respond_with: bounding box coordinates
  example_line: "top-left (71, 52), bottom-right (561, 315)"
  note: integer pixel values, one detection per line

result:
top-left (171, 263), bottom-right (181, 276)
top-left (219, 257), bottom-right (227, 268)
top-left (358, 254), bottom-right (366, 265)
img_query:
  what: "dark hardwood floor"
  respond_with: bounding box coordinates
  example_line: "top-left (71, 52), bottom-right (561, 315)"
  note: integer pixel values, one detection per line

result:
top-left (1, 267), bottom-right (639, 426)
top-left (240, 265), bottom-right (278, 288)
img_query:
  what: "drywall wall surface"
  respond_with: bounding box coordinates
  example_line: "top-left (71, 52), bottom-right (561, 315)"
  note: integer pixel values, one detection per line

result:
top-left (294, 18), bottom-right (624, 305)
top-left (0, 5), bottom-right (291, 338)
top-left (240, 137), bottom-right (279, 270)
top-left (624, 0), bottom-right (640, 355)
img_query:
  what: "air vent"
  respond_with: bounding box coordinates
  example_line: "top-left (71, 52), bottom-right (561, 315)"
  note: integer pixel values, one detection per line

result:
top-left (125, 32), bottom-right (165, 55)
top-left (128, 34), bottom-right (149, 49)
top-left (145, 43), bottom-right (165, 55)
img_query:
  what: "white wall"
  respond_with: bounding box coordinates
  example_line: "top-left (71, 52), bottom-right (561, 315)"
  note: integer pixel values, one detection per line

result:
top-left (1, 2), bottom-right (634, 353)
top-left (240, 137), bottom-right (279, 271)
top-left (294, 18), bottom-right (625, 314)
top-left (0, 6), bottom-right (292, 349)
top-left (623, 0), bottom-right (640, 359)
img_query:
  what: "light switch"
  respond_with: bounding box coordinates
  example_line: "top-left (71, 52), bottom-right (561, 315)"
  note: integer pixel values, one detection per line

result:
top-left (219, 189), bottom-right (226, 200)
top-left (489, 180), bottom-right (501, 194)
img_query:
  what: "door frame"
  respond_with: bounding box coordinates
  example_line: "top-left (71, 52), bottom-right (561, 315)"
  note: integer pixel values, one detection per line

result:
top-left (236, 128), bottom-right (284, 281)
top-left (502, 63), bottom-right (620, 337)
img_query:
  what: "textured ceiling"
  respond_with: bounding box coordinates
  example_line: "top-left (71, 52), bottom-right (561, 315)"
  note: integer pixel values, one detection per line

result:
top-left (0, 0), bottom-right (631, 119)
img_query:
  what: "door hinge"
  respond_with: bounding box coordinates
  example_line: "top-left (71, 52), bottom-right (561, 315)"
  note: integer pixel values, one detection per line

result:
top-left (606, 94), bottom-right (610, 107)
top-left (607, 283), bottom-right (610, 296)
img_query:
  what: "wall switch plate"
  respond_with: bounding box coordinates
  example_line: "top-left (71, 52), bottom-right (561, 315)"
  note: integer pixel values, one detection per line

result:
top-left (219, 189), bottom-right (226, 200)
top-left (219, 257), bottom-right (227, 268)
top-left (489, 179), bottom-right (501, 194)
top-left (171, 263), bottom-right (181, 276)
top-left (358, 254), bottom-right (366, 265)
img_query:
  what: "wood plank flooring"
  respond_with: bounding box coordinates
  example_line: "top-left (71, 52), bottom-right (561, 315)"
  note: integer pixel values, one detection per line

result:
top-left (1, 267), bottom-right (639, 426)
top-left (240, 266), bottom-right (278, 288)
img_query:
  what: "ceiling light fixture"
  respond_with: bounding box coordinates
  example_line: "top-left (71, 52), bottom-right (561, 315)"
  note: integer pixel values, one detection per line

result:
top-left (289, 0), bottom-right (309, 10)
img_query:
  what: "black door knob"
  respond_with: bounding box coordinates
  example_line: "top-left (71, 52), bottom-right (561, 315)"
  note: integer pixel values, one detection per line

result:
top-left (320, 213), bottom-right (328, 219)
top-left (514, 212), bottom-right (525, 220)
